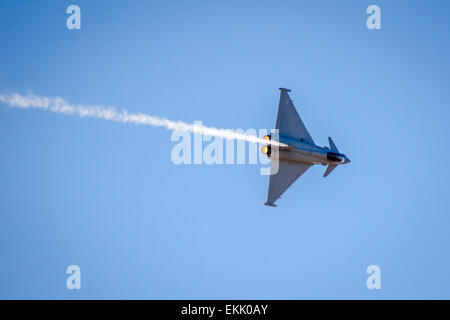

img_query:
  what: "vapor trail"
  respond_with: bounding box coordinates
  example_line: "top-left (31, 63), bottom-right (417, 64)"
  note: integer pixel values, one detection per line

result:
top-left (0, 92), bottom-right (286, 147)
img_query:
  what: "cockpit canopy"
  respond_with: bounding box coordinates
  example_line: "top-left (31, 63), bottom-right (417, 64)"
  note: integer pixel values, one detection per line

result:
top-left (327, 152), bottom-right (346, 163)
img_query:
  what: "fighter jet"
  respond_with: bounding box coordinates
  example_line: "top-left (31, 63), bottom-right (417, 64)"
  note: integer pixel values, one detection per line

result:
top-left (262, 88), bottom-right (350, 207)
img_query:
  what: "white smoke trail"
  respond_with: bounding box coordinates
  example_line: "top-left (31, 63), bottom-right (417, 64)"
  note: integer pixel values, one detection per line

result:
top-left (0, 92), bottom-right (287, 147)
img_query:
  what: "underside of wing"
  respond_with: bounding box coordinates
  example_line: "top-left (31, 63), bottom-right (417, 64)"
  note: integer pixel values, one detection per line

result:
top-left (265, 160), bottom-right (311, 206)
top-left (275, 89), bottom-right (314, 145)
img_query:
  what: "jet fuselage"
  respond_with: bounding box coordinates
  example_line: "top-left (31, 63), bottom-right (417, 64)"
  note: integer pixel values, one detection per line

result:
top-left (263, 88), bottom-right (350, 206)
top-left (273, 135), bottom-right (350, 166)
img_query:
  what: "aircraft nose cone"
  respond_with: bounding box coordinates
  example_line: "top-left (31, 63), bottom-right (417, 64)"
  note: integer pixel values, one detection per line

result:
top-left (345, 157), bottom-right (351, 164)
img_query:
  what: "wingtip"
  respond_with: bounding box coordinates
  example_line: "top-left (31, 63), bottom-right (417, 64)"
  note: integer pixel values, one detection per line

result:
top-left (264, 202), bottom-right (277, 207)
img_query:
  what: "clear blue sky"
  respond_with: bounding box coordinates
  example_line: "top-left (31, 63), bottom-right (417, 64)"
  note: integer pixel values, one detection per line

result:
top-left (0, 0), bottom-right (449, 299)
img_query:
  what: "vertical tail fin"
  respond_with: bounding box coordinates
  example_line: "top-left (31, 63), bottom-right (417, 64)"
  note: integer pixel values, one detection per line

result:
top-left (328, 137), bottom-right (339, 152)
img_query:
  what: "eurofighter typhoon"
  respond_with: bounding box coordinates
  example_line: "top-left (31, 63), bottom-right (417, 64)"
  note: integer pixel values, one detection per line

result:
top-left (262, 88), bottom-right (350, 207)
